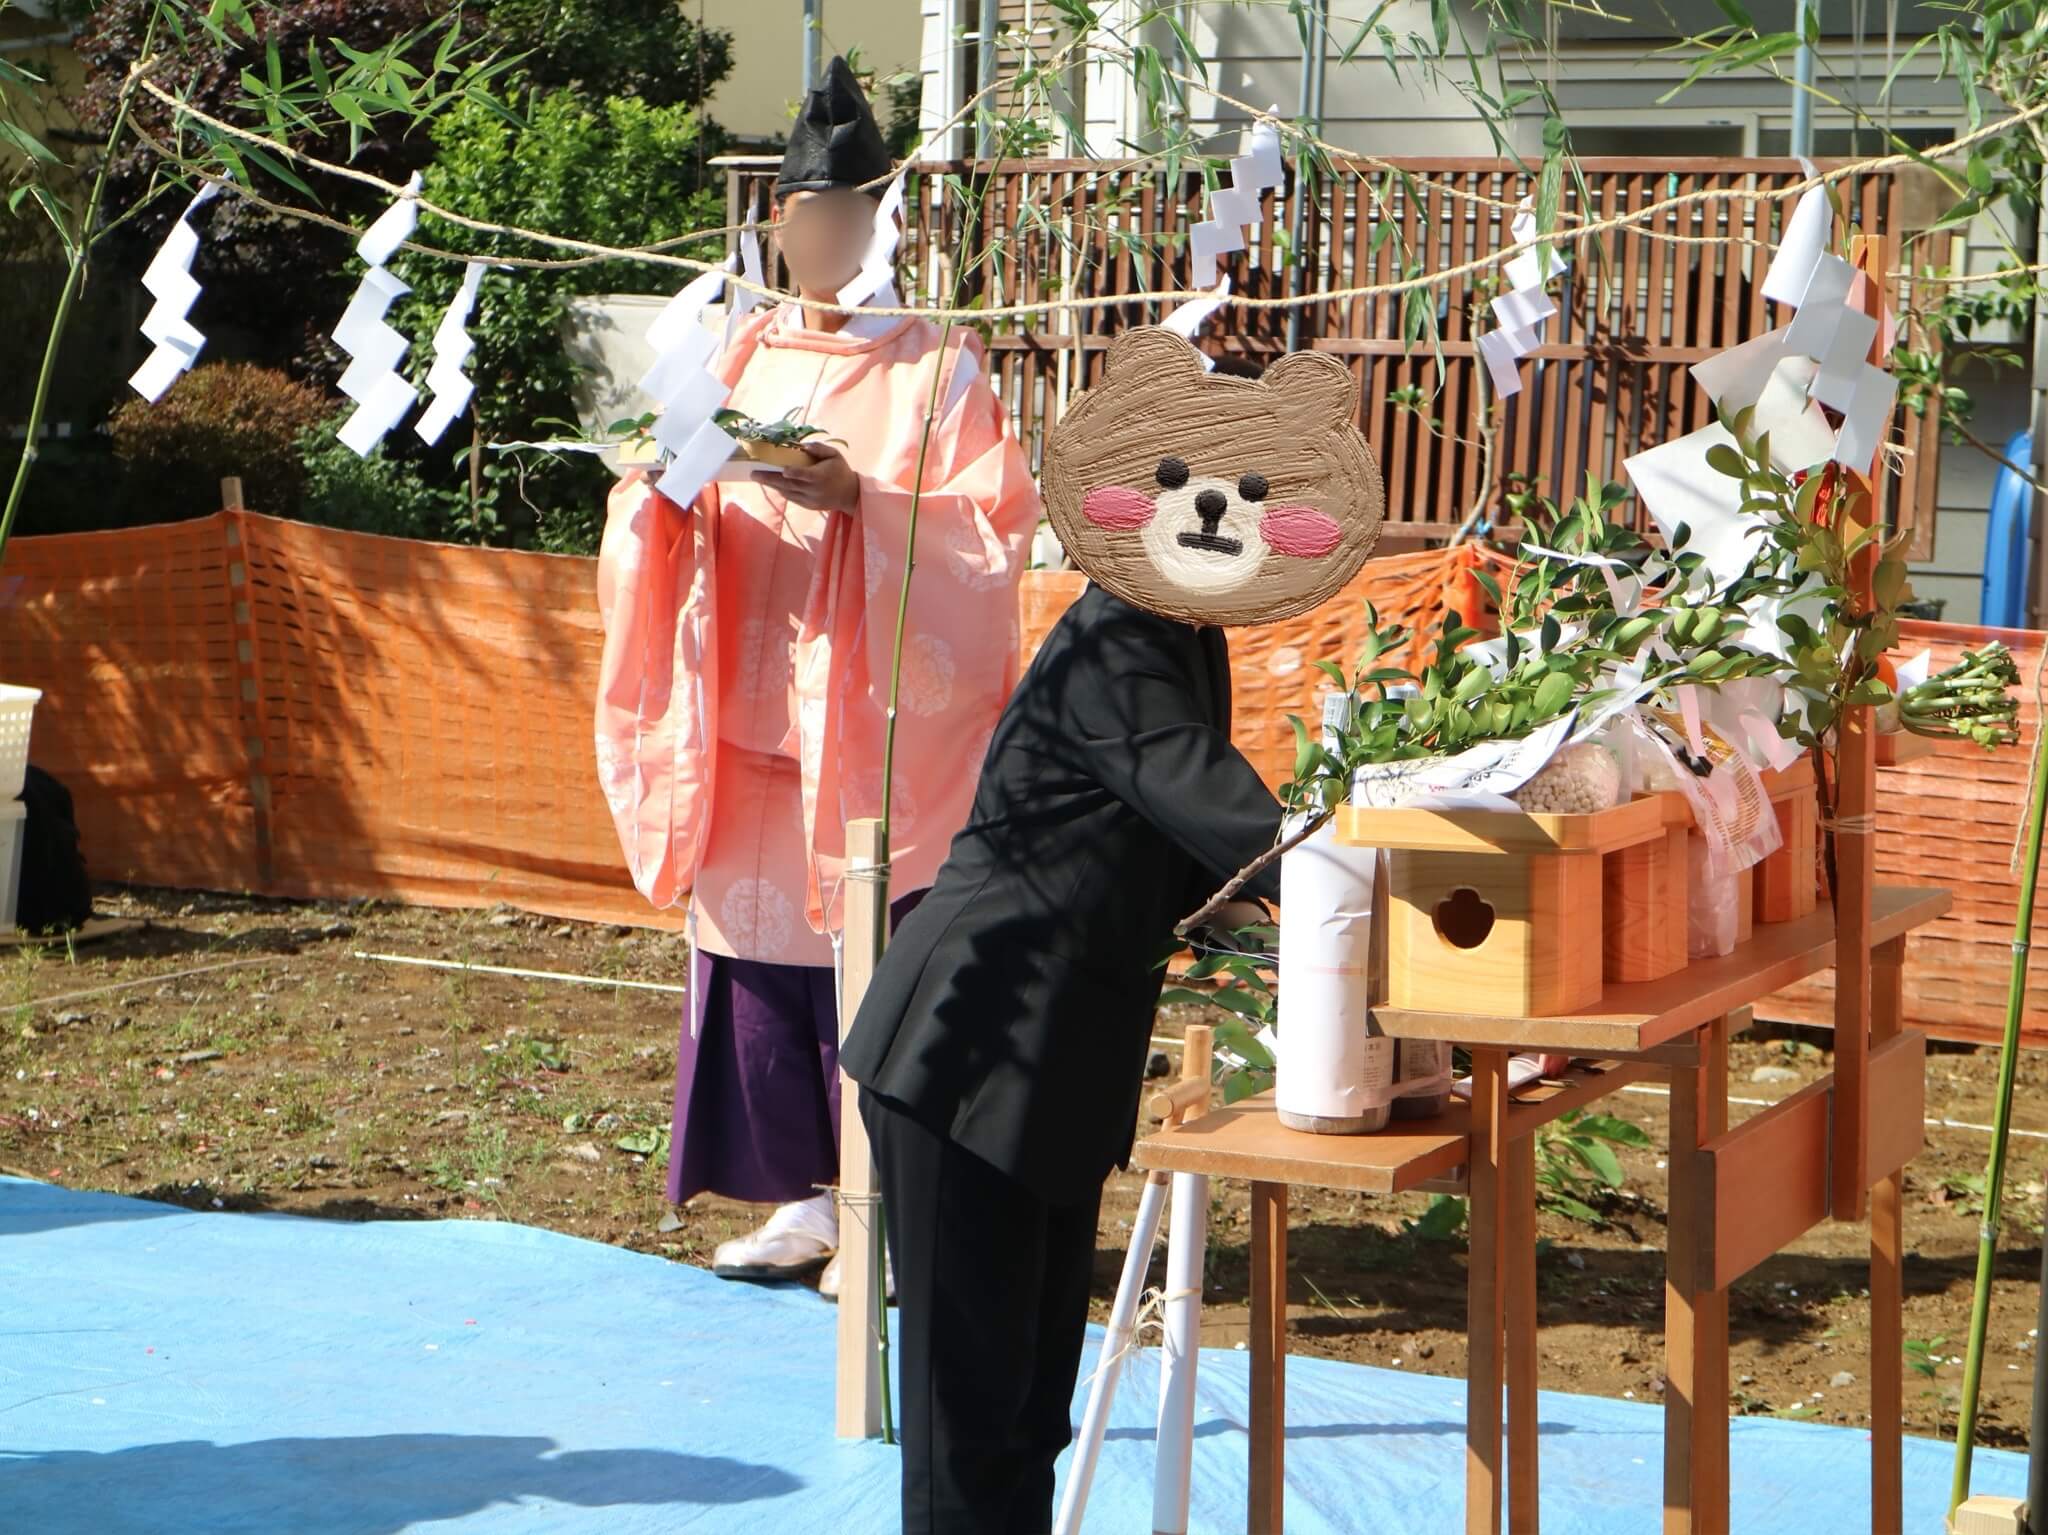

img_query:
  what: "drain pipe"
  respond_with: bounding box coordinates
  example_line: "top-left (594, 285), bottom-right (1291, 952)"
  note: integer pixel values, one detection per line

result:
top-left (976, 0), bottom-right (998, 158)
top-left (1790, 0), bottom-right (1818, 159)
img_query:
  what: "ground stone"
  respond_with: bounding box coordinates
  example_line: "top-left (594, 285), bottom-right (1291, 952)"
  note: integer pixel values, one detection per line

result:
top-left (1750, 1064), bottom-right (1801, 1083)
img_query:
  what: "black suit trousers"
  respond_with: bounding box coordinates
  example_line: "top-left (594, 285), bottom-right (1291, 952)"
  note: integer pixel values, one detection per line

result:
top-left (862, 1088), bottom-right (1103, 1534)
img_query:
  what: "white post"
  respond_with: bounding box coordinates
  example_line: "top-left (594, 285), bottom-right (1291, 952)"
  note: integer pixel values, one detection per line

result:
top-left (1150, 1023), bottom-right (1213, 1535)
top-left (1151, 1171), bottom-right (1208, 1534)
top-left (1055, 1170), bottom-right (1171, 1535)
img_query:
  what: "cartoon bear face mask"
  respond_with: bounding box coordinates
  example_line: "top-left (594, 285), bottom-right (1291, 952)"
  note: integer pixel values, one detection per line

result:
top-left (1040, 327), bottom-right (1385, 626)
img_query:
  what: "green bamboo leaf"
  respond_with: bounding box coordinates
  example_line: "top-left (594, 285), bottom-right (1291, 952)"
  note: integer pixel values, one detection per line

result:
top-left (239, 141), bottom-right (319, 202)
top-left (0, 121), bottom-right (58, 165)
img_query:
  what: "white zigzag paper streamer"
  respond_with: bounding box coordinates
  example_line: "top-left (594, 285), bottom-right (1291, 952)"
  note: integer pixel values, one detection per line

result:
top-left (1161, 277), bottom-right (1230, 372)
top-left (415, 261), bottom-right (487, 445)
top-left (1780, 253), bottom-right (1897, 468)
top-left (723, 212), bottom-right (766, 350)
top-left (639, 259), bottom-right (739, 505)
top-left (129, 184), bottom-right (221, 403)
top-left (1187, 116), bottom-right (1285, 290)
top-left (1478, 202), bottom-right (1570, 399)
top-left (838, 172), bottom-right (907, 311)
top-left (334, 174), bottom-right (422, 457)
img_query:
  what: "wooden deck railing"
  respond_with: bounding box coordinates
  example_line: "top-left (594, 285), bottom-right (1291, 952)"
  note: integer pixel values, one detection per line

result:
top-left (721, 156), bottom-right (1942, 551)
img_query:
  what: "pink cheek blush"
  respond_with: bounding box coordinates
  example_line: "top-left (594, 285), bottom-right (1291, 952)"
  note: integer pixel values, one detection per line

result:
top-left (1081, 486), bottom-right (1156, 531)
top-left (1261, 504), bottom-right (1343, 558)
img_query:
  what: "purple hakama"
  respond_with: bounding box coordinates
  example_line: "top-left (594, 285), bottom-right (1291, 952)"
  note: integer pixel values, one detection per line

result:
top-left (668, 890), bottom-right (925, 1205)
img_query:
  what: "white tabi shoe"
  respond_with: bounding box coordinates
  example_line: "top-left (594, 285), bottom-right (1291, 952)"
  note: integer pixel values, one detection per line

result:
top-left (711, 1193), bottom-right (838, 1282)
top-left (817, 1246), bottom-right (894, 1303)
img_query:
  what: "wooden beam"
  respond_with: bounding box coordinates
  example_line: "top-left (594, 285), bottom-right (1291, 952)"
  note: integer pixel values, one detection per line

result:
top-left (834, 817), bottom-right (886, 1439)
top-left (1695, 1030), bottom-right (1925, 1294)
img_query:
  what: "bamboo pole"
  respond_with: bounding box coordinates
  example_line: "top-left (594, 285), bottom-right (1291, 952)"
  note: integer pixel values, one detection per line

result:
top-left (1947, 728), bottom-right (2048, 1510)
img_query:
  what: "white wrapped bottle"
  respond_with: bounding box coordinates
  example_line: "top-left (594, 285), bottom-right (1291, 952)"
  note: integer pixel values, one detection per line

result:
top-left (1276, 818), bottom-right (1393, 1133)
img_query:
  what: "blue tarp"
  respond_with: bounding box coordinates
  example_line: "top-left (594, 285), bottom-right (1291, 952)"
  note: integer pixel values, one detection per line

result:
top-left (0, 1177), bottom-right (2024, 1532)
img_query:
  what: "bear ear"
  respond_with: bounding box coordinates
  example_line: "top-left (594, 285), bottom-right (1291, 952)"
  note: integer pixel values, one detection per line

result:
top-left (1103, 326), bottom-right (1210, 383)
top-left (1262, 350), bottom-right (1359, 424)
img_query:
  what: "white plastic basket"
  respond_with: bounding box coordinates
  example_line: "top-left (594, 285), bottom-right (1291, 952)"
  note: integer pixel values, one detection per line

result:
top-left (0, 685), bottom-right (42, 801)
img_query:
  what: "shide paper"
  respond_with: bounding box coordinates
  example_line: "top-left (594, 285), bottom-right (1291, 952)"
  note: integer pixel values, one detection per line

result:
top-left (415, 260), bottom-right (488, 446)
top-left (1481, 202), bottom-right (1571, 399)
top-left (129, 184), bottom-right (221, 403)
top-left (836, 170), bottom-right (907, 311)
top-left (1160, 277), bottom-right (1231, 371)
top-left (334, 175), bottom-right (422, 457)
top-left (638, 259), bottom-right (738, 506)
top-left (1762, 183), bottom-right (1831, 307)
top-left (1186, 116), bottom-right (1285, 290)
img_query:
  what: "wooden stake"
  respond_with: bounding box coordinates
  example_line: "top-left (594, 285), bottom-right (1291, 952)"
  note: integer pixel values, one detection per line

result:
top-left (1664, 1012), bottom-right (1731, 1535)
top-left (220, 475), bottom-right (244, 511)
top-left (1832, 537), bottom-right (1879, 1224)
top-left (1466, 1047), bottom-right (1507, 1535)
top-left (835, 817), bottom-right (886, 1439)
top-left (1871, 935), bottom-right (1906, 1530)
top-left (1505, 1132), bottom-right (1540, 1532)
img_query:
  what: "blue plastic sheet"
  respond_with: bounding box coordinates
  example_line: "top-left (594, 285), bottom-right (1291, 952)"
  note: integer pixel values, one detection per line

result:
top-left (0, 1177), bottom-right (2023, 1532)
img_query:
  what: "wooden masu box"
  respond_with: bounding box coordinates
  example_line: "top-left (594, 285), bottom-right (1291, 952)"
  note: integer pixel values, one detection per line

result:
top-left (1338, 797), bottom-right (1669, 1016)
top-left (1755, 757), bottom-right (1820, 923)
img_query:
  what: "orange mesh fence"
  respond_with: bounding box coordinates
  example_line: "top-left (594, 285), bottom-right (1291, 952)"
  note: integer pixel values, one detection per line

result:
top-left (0, 515), bottom-right (255, 892)
top-left (0, 511), bottom-right (659, 927)
top-left (0, 515), bottom-right (2041, 1045)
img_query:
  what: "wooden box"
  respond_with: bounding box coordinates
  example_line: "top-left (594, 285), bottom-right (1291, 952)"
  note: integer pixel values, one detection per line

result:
top-left (1604, 792), bottom-right (1690, 983)
top-left (1755, 758), bottom-right (1820, 924)
top-left (1338, 798), bottom-right (1667, 1016)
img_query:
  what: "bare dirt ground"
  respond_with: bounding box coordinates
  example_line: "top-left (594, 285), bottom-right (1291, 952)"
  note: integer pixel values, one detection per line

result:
top-left (3, 886), bottom-right (2042, 1449)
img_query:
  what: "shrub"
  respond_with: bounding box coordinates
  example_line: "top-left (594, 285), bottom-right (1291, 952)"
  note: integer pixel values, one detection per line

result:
top-left (107, 364), bottom-right (331, 517)
top-left (295, 417), bottom-right (470, 542)
top-left (376, 87), bottom-right (730, 552)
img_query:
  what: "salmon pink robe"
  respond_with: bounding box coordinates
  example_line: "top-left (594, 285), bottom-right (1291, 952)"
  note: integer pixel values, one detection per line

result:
top-left (595, 304), bottom-right (1039, 965)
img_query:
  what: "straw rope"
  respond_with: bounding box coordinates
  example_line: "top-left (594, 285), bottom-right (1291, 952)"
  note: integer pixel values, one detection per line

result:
top-left (126, 64), bottom-right (2048, 321)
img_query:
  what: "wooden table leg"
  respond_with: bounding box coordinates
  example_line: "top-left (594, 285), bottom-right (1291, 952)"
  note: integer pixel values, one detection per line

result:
top-left (1467, 1048), bottom-right (1508, 1535)
top-left (1505, 1130), bottom-right (1540, 1532)
top-left (1250, 1180), bottom-right (1288, 1535)
top-left (1870, 936), bottom-right (1906, 1531)
top-left (1664, 1014), bottom-right (1731, 1535)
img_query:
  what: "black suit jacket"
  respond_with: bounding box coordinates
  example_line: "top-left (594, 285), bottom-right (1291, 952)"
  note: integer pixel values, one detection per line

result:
top-left (840, 583), bottom-right (1284, 1206)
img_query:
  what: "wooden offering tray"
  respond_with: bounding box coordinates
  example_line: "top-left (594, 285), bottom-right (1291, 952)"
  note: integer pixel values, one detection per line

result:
top-left (728, 438), bottom-right (815, 469)
top-left (1371, 884), bottom-right (1951, 1053)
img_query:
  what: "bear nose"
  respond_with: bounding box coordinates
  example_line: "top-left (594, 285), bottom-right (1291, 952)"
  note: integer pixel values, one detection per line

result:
top-left (1194, 488), bottom-right (1228, 529)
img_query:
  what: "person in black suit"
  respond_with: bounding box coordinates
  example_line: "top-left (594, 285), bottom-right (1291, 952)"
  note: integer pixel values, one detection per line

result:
top-left (840, 328), bottom-right (1384, 1533)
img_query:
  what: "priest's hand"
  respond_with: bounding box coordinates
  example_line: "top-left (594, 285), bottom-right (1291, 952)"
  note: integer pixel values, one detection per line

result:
top-left (776, 442), bottom-right (862, 514)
